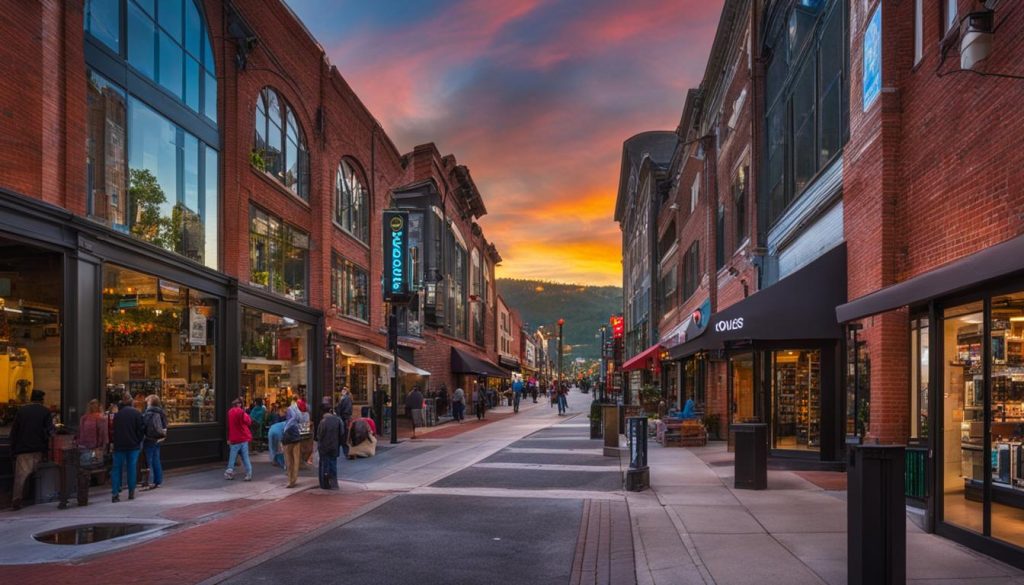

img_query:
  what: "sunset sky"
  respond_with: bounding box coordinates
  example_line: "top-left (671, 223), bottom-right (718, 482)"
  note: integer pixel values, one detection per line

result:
top-left (286, 0), bottom-right (723, 286)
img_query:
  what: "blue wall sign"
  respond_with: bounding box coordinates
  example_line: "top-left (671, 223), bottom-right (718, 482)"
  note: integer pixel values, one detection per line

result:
top-left (863, 5), bottom-right (882, 111)
top-left (383, 210), bottom-right (410, 302)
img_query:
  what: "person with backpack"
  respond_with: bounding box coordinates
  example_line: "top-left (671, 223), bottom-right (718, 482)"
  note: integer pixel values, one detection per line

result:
top-left (224, 398), bottom-right (253, 481)
top-left (142, 395), bottom-right (168, 490)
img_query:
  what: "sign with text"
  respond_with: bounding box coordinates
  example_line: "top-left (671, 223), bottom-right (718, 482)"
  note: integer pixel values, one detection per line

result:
top-left (383, 210), bottom-right (411, 302)
top-left (610, 315), bottom-right (625, 339)
top-left (863, 4), bottom-right (882, 111)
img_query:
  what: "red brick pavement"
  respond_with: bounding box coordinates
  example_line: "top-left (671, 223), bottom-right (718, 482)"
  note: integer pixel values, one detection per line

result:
top-left (404, 412), bottom-right (513, 440)
top-left (3, 489), bottom-right (388, 585)
top-left (795, 471), bottom-right (848, 491)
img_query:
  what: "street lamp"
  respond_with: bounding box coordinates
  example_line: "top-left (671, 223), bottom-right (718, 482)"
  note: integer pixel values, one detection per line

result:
top-left (557, 318), bottom-right (565, 391)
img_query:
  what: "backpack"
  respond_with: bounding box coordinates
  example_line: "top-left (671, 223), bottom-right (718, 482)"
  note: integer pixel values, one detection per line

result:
top-left (145, 411), bottom-right (167, 441)
top-left (282, 423), bottom-right (302, 445)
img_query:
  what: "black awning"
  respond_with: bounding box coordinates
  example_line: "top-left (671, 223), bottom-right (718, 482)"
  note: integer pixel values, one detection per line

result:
top-left (669, 244), bottom-right (847, 359)
top-left (837, 233), bottom-right (1024, 323)
top-left (451, 347), bottom-right (507, 378)
top-left (498, 356), bottom-right (521, 371)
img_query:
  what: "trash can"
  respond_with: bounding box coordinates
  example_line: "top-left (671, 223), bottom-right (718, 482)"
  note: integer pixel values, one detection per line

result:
top-left (731, 423), bottom-right (767, 490)
top-left (848, 445), bottom-right (906, 585)
top-left (625, 416), bottom-right (650, 491)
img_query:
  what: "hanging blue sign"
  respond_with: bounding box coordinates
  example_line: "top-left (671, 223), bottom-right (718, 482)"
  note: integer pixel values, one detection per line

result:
top-left (862, 5), bottom-right (882, 111)
top-left (383, 210), bottom-right (410, 302)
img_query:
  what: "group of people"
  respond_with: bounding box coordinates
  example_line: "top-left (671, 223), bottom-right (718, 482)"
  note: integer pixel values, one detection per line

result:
top-left (224, 387), bottom-right (378, 490)
top-left (7, 389), bottom-right (168, 509)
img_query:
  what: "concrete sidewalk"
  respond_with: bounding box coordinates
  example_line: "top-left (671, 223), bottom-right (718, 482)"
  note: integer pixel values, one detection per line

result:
top-left (631, 441), bottom-right (1024, 585)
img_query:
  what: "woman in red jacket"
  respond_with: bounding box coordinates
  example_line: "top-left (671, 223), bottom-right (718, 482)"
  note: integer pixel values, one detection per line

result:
top-left (225, 398), bottom-right (253, 481)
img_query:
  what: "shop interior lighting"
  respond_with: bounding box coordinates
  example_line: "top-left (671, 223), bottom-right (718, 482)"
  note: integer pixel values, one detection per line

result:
top-left (1010, 316), bottom-right (1024, 322)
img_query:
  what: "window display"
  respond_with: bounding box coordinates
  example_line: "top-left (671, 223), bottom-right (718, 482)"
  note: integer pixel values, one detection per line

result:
top-left (0, 240), bottom-right (62, 437)
top-left (990, 292), bottom-right (1024, 549)
top-left (249, 206), bottom-right (309, 304)
top-left (240, 306), bottom-right (310, 412)
top-left (102, 265), bottom-right (217, 425)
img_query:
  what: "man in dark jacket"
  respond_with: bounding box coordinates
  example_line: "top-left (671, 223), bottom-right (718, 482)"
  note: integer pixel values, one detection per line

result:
top-left (9, 390), bottom-right (55, 510)
top-left (111, 394), bottom-right (146, 502)
top-left (336, 387), bottom-right (353, 458)
top-left (405, 386), bottom-right (424, 439)
top-left (316, 398), bottom-right (344, 489)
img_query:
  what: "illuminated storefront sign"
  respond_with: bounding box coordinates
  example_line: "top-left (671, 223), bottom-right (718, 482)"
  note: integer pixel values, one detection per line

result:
top-left (383, 210), bottom-right (410, 302)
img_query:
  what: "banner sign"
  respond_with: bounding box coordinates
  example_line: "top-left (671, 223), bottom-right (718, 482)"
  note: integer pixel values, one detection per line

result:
top-left (863, 4), bottom-right (882, 111)
top-left (383, 210), bottom-right (411, 302)
top-left (610, 315), bottom-right (625, 339)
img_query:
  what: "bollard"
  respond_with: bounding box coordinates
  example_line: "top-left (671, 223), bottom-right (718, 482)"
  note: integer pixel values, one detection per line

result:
top-left (602, 404), bottom-right (622, 457)
top-left (625, 416), bottom-right (650, 491)
top-left (848, 445), bottom-right (906, 585)
top-left (731, 423), bottom-right (767, 490)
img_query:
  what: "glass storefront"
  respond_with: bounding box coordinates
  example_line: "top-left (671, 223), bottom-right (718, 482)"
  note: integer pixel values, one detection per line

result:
top-left (0, 239), bottom-right (62, 436)
top-left (770, 349), bottom-right (821, 451)
top-left (240, 306), bottom-right (311, 411)
top-left (102, 265), bottom-right (217, 424)
top-left (682, 356), bottom-right (705, 410)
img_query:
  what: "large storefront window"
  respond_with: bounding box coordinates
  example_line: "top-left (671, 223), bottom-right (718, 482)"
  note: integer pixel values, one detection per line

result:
top-left (87, 70), bottom-right (219, 269)
top-left (990, 292), bottom-right (1024, 549)
top-left (943, 301), bottom-right (985, 535)
top-left (240, 307), bottom-right (311, 411)
top-left (682, 356), bottom-right (705, 409)
top-left (771, 349), bottom-right (820, 451)
top-left (0, 240), bottom-right (62, 436)
top-left (103, 265), bottom-right (217, 425)
top-left (249, 206), bottom-right (309, 304)
top-left (330, 255), bottom-right (369, 322)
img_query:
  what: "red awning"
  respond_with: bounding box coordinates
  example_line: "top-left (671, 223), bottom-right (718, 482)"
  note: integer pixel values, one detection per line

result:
top-left (621, 343), bottom-right (663, 372)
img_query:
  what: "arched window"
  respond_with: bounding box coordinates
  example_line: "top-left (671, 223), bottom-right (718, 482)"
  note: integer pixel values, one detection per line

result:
top-left (471, 249), bottom-right (483, 345)
top-left (334, 159), bottom-right (369, 243)
top-left (84, 0), bottom-right (219, 269)
top-left (254, 87), bottom-right (310, 200)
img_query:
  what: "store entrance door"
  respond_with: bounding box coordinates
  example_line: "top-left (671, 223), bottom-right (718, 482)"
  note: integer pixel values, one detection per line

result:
top-left (770, 349), bottom-right (821, 451)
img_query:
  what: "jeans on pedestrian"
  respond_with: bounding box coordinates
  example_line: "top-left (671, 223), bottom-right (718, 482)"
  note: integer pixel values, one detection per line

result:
top-left (341, 419), bottom-right (350, 457)
top-left (112, 449), bottom-right (141, 496)
top-left (319, 452), bottom-right (338, 488)
top-left (558, 394), bottom-right (567, 414)
top-left (513, 393), bottom-right (521, 413)
top-left (144, 442), bottom-right (163, 486)
top-left (227, 441), bottom-right (252, 477)
top-left (452, 401), bottom-right (464, 421)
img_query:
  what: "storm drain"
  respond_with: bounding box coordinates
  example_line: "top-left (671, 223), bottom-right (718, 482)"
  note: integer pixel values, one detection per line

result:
top-left (34, 523), bottom-right (157, 545)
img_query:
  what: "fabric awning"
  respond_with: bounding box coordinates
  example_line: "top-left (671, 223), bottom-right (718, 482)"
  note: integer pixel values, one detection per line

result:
top-left (669, 243), bottom-right (847, 360)
top-left (621, 343), bottom-right (663, 372)
top-left (397, 358), bottom-right (430, 376)
top-left (336, 341), bottom-right (394, 366)
top-left (451, 347), bottom-right (506, 378)
top-left (498, 356), bottom-right (521, 371)
top-left (837, 233), bottom-right (1024, 323)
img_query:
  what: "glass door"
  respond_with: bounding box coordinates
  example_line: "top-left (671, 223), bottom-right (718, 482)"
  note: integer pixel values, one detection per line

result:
top-left (732, 352), bottom-right (756, 422)
top-left (771, 349), bottom-right (821, 451)
top-left (942, 301), bottom-right (985, 535)
top-left (990, 292), bottom-right (1024, 548)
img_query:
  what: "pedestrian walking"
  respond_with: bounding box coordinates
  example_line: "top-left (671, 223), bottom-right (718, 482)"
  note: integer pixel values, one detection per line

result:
top-left (406, 386), bottom-right (425, 438)
top-left (557, 385), bottom-right (568, 415)
top-left (8, 390), bottom-right (56, 510)
top-left (337, 387), bottom-right (353, 457)
top-left (512, 378), bottom-right (524, 414)
top-left (225, 398), bottom-right (253, 481)
top-left (282, 402), bottom-right (303, 488)
top-left (77, 398), bottom-right (108, 457)
top-left (473, 384), bottom-right (486, 420)
top-left (451, 387), bottom-right (465, 423)
top-left (297, 399), bottom-right (314, 465)
top-left (142, 395), bottom-right (168, 490)
top-left (316, 398), bottom-right (343, 490)
top-left (111, 392), bottom-right (145, 502)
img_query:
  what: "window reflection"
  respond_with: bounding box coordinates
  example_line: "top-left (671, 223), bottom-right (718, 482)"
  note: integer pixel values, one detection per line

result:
top-left (991, 293), bottom-right (1024, 548)
top-left (335, 160), bottom-right (369, 242)
top-left (249, 206), bottom-right (309, 304)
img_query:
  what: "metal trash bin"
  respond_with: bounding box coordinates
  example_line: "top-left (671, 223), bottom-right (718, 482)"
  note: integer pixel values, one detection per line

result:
top-left (848, 445), bottom-right (906, 585)
top-left (625, 416), bottom-right (650, 491)
top-left (732, 423), bottom-right (767, 490)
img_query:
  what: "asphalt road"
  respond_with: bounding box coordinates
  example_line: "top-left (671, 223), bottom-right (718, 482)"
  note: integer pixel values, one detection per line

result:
top-left (222, 393), bottom-right (622, 585)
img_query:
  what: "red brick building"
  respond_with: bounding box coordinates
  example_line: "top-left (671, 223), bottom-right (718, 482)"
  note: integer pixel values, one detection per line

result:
top-left (618, 0), bottom-right (1024, 566)
top-left (0, 0), bottom-right (510, 498)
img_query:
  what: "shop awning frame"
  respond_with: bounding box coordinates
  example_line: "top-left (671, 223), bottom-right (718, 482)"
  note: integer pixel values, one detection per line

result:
top-left (397, 358), bottom-right (430, 376)
top-left (451, 347), bottom-right (507, 378)
top-left (621, 343), bottom-right (663, 372)
top-left (836, 233), bottom-right (1024, 323)
top-left (669, 243), bottom-right (847, 360)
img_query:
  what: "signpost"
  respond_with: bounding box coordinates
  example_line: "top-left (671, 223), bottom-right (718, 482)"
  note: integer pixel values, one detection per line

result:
top-left (383, 210), bottom-right (411, 444)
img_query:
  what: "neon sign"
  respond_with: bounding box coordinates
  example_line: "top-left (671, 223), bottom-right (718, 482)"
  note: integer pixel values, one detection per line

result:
top-left (383, 210), bottom-right (410, 302)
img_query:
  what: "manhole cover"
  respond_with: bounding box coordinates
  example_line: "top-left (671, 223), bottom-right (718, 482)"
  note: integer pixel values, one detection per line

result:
top-left (34, 523), bottom-right (155, 545)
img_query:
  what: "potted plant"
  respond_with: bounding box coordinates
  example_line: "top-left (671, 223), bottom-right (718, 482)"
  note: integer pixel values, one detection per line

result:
top-left (250, 149), bottom-right (267, 172)
top-left (589, 399), bottom-right (602, 439)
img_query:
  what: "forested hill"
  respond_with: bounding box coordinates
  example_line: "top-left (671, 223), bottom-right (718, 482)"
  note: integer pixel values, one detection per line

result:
top-left (497, 279), bottom-right (622, 359)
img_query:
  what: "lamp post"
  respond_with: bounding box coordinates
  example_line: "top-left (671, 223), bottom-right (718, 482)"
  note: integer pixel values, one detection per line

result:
top-left (557, 318), bottom-right (565, 391)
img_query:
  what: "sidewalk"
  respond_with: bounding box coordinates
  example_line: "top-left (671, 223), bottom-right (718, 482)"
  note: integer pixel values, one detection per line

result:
top-left (631, 441), bottom-right (1024, 585)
